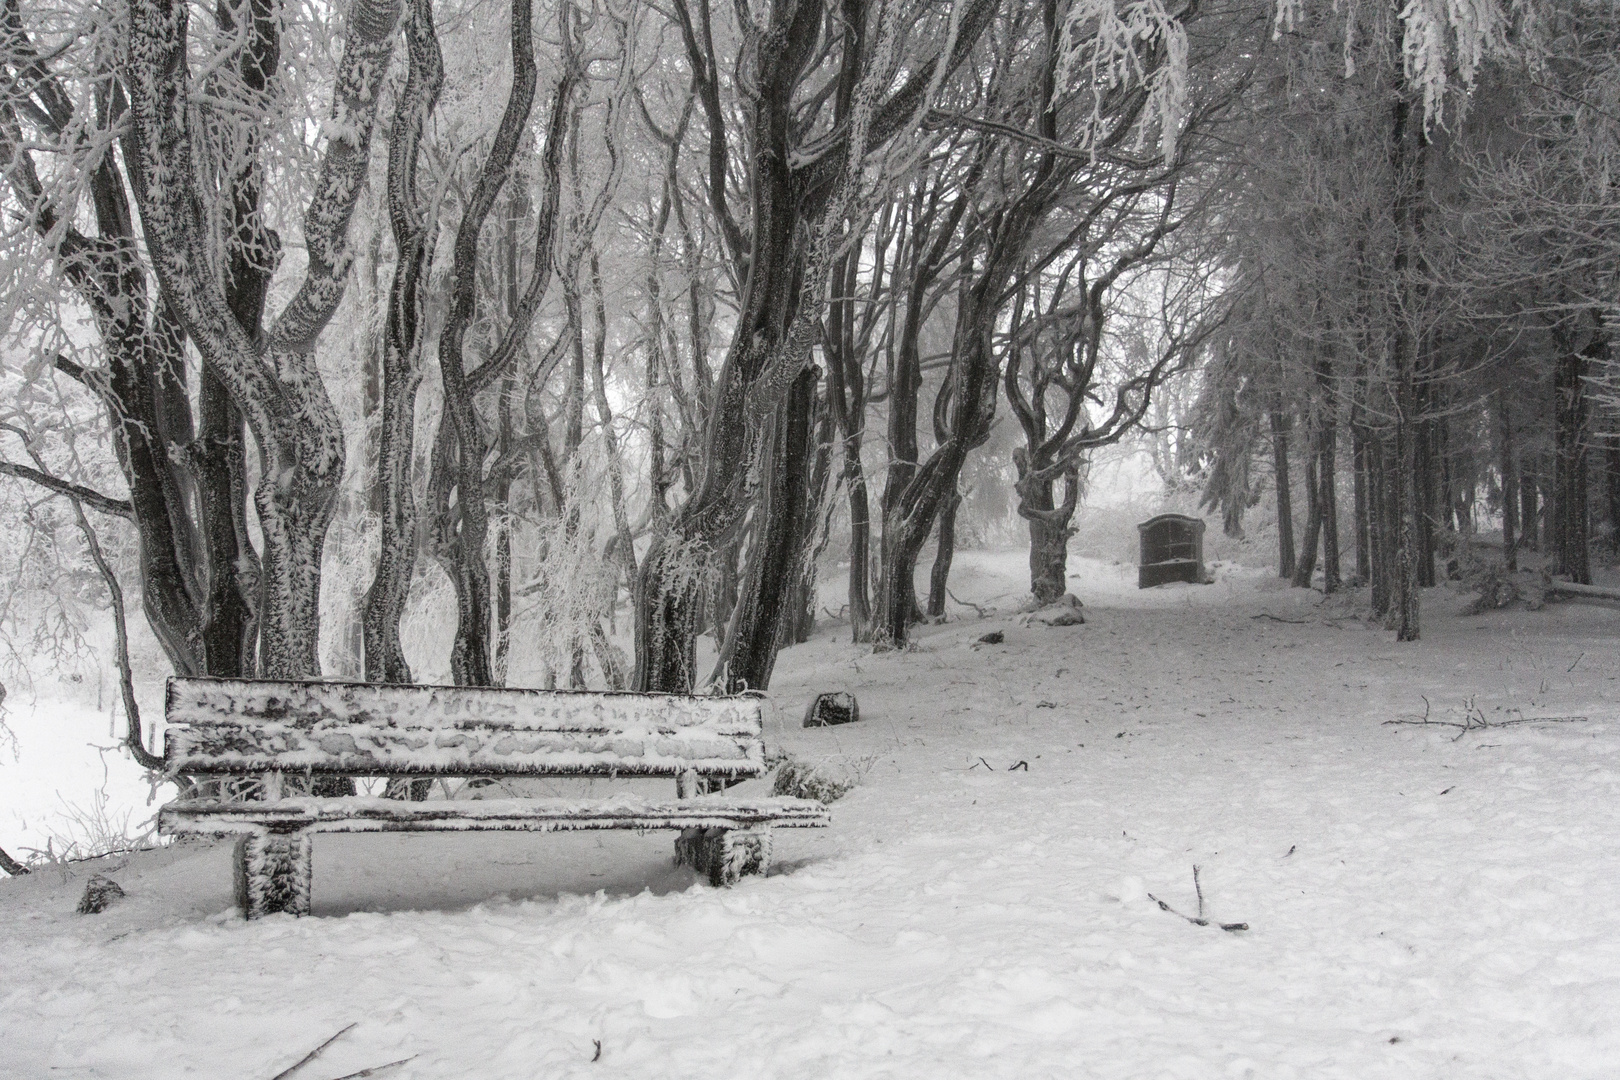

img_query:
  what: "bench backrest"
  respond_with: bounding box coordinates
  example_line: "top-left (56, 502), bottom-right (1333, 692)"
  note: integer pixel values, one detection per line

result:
top-left (163, 677), bottom-right (767, 779)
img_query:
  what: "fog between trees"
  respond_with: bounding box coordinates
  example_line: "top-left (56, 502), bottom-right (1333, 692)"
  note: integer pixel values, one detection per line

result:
top-left (2, 0), bottom-right (1609, 717)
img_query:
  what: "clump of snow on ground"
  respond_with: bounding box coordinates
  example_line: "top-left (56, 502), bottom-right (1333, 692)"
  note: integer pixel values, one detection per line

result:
top-left (4, 550), bottom-right (1619, 1078)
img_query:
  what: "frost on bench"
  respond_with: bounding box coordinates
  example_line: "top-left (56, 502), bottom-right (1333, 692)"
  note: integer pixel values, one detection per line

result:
top-left (164, 678), bottom-right (767, 779)
top-left (162, 794), bottom-right (831, 833)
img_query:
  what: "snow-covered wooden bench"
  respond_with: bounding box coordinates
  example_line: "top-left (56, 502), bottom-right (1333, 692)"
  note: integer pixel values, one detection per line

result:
top-left (157, 677), bottom-right (829, 918)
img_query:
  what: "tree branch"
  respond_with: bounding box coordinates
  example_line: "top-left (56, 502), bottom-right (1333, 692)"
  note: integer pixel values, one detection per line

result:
top-left (0, 459), bottom-right (133, 518)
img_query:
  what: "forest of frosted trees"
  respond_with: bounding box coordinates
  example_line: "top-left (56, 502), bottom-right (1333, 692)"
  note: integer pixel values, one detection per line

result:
top-left (2, 0), bottom-right (1616, 719)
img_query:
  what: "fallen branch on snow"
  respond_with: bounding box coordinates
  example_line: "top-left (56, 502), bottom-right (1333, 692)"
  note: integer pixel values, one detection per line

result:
top-left (268, 1024), bottom-right (414, 1080)
top-left (1249, 613), bottom-right (1307, 624)
top-left (1148, 866), bottom-right (1248, 933)
top-left (1384, 696), bottom-right (1590, 741)
top-left (947, 588), bottom-right (991, 618)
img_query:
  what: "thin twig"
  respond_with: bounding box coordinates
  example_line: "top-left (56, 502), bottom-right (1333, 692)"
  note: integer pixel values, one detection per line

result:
top-left (1193, 865), bottom-right (1204, 920)
top-left (326, 1058), bottom-right (416, 1080)
top-left (269, 1024), bottom-right (357, 1080)
top-left (947, 588), bottom-right (989, 618)
top-left (1147, 892), bottom-right (1249, 932)
top-left (1249, 613), bottom-right (1307, 624)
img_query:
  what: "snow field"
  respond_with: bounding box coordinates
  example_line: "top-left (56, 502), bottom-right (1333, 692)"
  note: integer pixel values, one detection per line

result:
top-left (3, 551), bottom-right (1619, 1078)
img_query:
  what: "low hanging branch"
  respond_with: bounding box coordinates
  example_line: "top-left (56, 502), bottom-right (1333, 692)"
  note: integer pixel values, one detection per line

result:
top-left (5, 424), bottom-right (161, 770)
top-left (0, 459), bottom-right (133, 518)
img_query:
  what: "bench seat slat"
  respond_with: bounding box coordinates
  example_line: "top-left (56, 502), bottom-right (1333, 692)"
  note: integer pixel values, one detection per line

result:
top-left (160, 795), bottom-right (830, 835)
top-left (165, 727), bottom-right (762, 777)
top-left (167, 678), bottom-right (763, 734)
top-left (164, 678), bottom-right (767, 778)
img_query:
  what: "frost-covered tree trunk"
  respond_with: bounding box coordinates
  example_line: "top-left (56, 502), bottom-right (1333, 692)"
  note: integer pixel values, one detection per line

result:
top-left (878, 264), bottom-right (1002, 647)
top-left (125, 0), bottom-right (403, 676)
top-left (431, 0), bottom-right (542, 687)
top-left (637, 0), bottom-right (988, 690)
top-left (363, 0), bottom-right (443, 685)
top-left (826, 247), bottom-right (874, 641)
top-left (718, 367), bottom-right (818, 690)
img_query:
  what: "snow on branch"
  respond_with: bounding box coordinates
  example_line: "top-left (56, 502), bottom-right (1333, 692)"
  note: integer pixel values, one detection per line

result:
top-left (0, 458), bottom-right (132, 518)
top-left (1056, 0), bottom-right (1192, 160)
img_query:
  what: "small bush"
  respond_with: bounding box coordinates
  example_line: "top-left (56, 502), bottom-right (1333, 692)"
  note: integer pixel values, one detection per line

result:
top-left (771, 756), bottom-right (855, 802)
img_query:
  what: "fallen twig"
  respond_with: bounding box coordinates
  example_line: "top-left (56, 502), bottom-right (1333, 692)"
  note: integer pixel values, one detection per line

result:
top-left (1385, 695), bottom-right (1590, 741)
top-left (1249, 613), bottom-right (1307, 624)
top-left (947, 588), bottom-right (990, 618)
top-left (270, 1025), bottom-right (357, 1080)
top-left (1147, 866), bottom-right (1248, 932)
top-left (327, 1059), bottom-right (415, 1080)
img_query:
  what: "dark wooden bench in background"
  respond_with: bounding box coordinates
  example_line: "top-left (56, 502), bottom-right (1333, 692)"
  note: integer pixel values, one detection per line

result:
top-left (157, 678), bottom-right (829, 918)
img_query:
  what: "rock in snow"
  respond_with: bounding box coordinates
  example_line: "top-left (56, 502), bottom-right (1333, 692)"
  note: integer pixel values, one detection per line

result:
top-left (75, 874), bottom-right (124, 914)
top-left (802, 691), bottom-right (860, 727)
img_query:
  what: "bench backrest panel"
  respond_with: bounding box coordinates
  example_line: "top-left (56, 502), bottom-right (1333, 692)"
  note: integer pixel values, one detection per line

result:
top-left (164, 678), bottom-right (766, 778)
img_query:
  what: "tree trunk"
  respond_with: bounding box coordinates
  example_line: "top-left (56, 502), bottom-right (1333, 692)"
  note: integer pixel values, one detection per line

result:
top-left (363, 0), bottom-right (442, 685)
top-left (1293, 442), bottom-right (1322, 589)
top-left (1605, 433), bottom-right (1620, 554)
top-left (1389, 82), bottom-right (1421, 641)
top-left (1352, 409), bottom-right (1371, 586)
top-left (127, 0), bottom-right (403, 676)
top-left (927, 486), bottom-right (961, 619)
top-left (1320, 416), bottom-right (1341, 593)
top-left (1270, 411), bottom-right (1296, 580)
top-left (1553, 327), bottom-right (1595, 583)
top-left (1367, 427), bottom-right (1391, 616)
top-left (787, 387), bottom-right (837, 645)
top-left (877, 263), bottom-right (1000, 648)
top-left (1498, 397), bottom-right (1518, 572)
top-left (1027, 512), bottom-right (1071, 605)
top-left (718, 366), bottom-right (817, 691)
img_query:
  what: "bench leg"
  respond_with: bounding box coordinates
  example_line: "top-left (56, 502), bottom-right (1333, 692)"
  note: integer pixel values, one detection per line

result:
top-left (234, 830), bottom-right (312, 918)
top-left (675, 826), bottom-right (773, 887)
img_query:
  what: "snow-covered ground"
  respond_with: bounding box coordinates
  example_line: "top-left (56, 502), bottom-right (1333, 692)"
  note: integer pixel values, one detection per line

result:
top-left (4, 551), bottom-right (1619, 1078)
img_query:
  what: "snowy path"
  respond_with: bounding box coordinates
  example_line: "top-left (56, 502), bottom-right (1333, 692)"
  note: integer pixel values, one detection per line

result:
top-left (4, 554), bottom-right (1619, 1078)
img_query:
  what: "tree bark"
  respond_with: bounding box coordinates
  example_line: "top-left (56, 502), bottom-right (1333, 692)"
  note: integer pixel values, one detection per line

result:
top-left (126, 0), bottom-right (403, 677)
top-left (1320, 415), bottom-right (1341, 593)
top-left (1270, 411), bottom-right (1296, 580)
top-left (927, 486), bottom-right (961, 619)
top-left (1292, 438), bottom-right (1322, 589)
top-left (1498, 396), bottom-right (1518, 572)
top-left (1389, 81), bottom-right (1421, 641)
top-left (1553, 324), bottom-right (1596, 583)
top-left (1605, 434), bottom-right (1620, 554)
top-left (363, 0), bottom-right (443, 685)
top-left (718, 366), bottom-right (818, 690)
